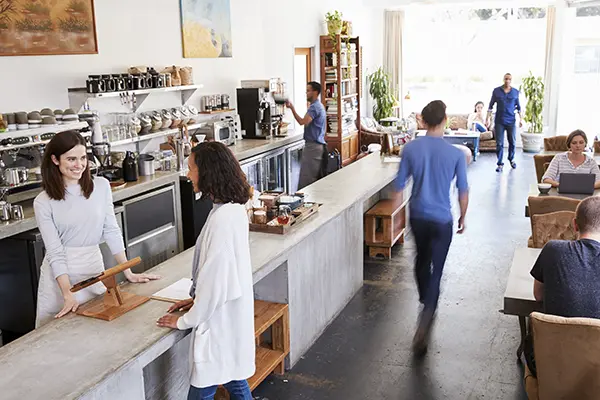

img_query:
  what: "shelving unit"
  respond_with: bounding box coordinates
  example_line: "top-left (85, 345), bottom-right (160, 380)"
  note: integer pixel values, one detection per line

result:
top-left (109, 122), bottom-right (204, 147)
top-left (320, 35), bottom-right (361, 167)
top-left (67, 84), bottom-right (204, 112)
top-left (216, 300), bottom-right (290, 399)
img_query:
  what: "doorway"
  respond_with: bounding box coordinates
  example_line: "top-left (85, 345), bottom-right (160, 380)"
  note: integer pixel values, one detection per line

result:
top-left (293, 48), bottom-right (313, 119)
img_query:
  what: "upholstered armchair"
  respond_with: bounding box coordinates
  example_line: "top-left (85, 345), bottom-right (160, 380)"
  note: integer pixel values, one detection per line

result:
top-left (527, 196), bottom-right (580, 247)
top-left (534, 154), bottom-right (555, 182)
top-left (543, 136), bottom-right (568, 151)
top-left (524, 312), bottom-right (600, 400)
top-left (530, 211), bottom-right (577, 248)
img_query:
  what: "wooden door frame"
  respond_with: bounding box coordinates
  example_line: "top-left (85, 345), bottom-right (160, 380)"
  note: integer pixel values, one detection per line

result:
top-left (295, 48), bottom-right (313, 83)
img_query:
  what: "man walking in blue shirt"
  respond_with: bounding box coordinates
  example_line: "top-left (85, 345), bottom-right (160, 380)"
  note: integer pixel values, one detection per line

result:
top-left (286, 82), bottom-right (327, 189)
top-left (396, 100), bottom-right (469, 356)
top-left (486, 73), bottom-right (523, 172)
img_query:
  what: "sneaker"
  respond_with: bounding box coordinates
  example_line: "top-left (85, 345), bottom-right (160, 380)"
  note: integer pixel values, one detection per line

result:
top-left (496, 165), bottom-right (503, 172)
top-left (510, 161), bottom-right (517, 169)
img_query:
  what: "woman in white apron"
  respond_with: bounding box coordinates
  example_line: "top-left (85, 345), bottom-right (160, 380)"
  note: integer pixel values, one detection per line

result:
top-left (157, 142), bottom-right (255, 400)
top-left (34, 130), bottom-right (159, 327)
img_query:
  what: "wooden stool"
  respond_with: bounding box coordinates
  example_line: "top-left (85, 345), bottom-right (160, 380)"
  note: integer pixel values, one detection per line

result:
top-left (365, 197), bottom-right (407, 259)
top-left (216, 300), bottom-right (290, 399)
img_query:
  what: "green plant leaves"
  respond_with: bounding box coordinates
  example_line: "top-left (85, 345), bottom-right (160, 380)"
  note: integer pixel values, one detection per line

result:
top-left (368, 67), bottom-right (396, 121)
top-left (521, 71), bottom-right (544, 133)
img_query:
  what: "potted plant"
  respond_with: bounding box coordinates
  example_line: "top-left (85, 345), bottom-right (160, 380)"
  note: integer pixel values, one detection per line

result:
top-left (368, 67), bottom-right (396, 122)
top-left (520, 72), bottom-right (545, 153)
top-left (325, 10), bottom-right (343, 42)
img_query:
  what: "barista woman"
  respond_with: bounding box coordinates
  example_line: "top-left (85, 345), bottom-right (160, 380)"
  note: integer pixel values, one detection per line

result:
top-left (34, 130), bottom-right (159, 327)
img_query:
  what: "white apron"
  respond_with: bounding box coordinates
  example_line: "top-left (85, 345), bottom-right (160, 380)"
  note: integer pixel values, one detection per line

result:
top-left (35, 245), bottom-right (106, 328)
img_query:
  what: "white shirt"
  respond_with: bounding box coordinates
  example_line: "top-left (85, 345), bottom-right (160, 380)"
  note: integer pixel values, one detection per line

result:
top-left (542, 152), bottom-right (600, 183)
top-left (33, 177), bottom-right (124, 279)
top-left (177, 203), bottom-right (255, 388)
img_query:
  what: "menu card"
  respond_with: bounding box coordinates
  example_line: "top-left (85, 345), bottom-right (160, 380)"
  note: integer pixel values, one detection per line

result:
top-left (151, 278), bottom-right (193, 303)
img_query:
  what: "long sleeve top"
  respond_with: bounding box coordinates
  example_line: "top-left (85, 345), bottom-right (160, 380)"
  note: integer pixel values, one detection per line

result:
top-left (177, 202), bottom-right (255, 388)
top-left (488, 86), bottom-right (521, 125)
top-left (542, 152), bottom-right (600, 183)
top-left (33, 177), bottom-right (125, 279)
top-left (467, 111), bottom-right (485, 128)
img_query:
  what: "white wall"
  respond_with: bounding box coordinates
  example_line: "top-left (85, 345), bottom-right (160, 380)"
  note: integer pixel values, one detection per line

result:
top-left (0, 0), bottom-right (383, 115)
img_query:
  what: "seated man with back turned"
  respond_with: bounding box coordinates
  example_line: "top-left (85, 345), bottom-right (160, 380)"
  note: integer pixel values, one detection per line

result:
top-left (525, 196), bottom-right (600, 375)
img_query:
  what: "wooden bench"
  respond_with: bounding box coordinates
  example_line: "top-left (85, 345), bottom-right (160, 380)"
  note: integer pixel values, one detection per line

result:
top-left (216, 300), bottom-right (290, 399)
top-left (364, 197), bottom-right (408, 259)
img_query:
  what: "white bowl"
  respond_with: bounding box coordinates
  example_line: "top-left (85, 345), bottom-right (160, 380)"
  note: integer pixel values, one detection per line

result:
top-left (538, 183), bottom-right (552, 194)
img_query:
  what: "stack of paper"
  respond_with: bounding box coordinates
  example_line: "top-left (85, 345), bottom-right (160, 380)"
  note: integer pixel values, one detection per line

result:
top-left (151, 278), bottom-right (193, 303)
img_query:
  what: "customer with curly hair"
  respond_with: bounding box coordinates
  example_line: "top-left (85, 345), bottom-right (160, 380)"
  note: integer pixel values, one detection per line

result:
top-left (157, 142), bottom-right (255, 400)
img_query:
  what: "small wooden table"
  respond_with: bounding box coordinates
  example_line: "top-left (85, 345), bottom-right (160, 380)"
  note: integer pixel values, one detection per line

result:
top-left (416, 130), bottom-right (481, 161)
top-left (503, 247), bottom-right (543, 360)
top-left (524, 184), bottom-right (600, 217)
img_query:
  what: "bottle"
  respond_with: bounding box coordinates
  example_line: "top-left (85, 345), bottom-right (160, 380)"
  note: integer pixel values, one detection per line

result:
top-left (122, 151), bottom-right (138, 182)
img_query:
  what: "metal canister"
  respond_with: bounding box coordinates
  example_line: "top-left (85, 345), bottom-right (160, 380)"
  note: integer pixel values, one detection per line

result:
top-left (0, 201), bottom-right (11, 221)
top-left (11, 204), bottom-right (23, 220)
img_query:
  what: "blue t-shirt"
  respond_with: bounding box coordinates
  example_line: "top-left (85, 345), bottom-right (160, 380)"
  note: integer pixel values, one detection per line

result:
top-left (395, 136), bottom-right (469, 223)
top-left (531, 239), bottom-right (600, 319)
top-left (304, 100), bottom-right (326, 144)
top-left (488, 86), bottom-right (521, 125)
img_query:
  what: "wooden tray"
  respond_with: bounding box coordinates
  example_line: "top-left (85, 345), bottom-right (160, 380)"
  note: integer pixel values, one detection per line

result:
top-left (250, 202), bottom-right (321, 235)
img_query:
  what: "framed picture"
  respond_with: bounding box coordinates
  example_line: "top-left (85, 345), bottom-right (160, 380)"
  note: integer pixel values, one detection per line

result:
top-left (180, 0), bottom-right (233, 58)
top-left (0, 0), bottom-right (98, 57)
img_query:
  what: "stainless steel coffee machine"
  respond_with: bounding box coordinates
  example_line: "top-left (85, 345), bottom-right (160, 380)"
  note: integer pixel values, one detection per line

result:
top-left (237, 87), bottom-right (272, 139)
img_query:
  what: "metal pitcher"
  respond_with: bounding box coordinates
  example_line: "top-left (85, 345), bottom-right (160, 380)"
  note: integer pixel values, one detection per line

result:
top-left (0, 201), bottom-right (11, 221)
top-left (10, 204), bottom-right (23, 220)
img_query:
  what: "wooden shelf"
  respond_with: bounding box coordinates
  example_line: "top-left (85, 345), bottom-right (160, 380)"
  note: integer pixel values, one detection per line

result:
top-left (254, 300), bottom-right (287, 338)
top-left (342, 93), bottom-right (358, 99)
top-left (247, 347), bottom-right (287, 390)
top-left (325, 65), bottom-right (358, 70)
top-left (325, 78), bottom-right (358, 84)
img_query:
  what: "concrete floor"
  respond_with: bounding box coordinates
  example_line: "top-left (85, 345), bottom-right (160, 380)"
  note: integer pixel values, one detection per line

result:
top-left (254, 151), bottom-right (536, 400)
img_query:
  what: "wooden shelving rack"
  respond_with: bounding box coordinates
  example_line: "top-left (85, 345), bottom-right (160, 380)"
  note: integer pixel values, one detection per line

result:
top-left (320, 35), bottom-right (361, 166)
top-left (216, 300), bottom-right (290, 399)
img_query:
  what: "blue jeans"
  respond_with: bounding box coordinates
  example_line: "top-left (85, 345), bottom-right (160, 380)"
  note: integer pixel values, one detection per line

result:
top-left (187, 380), bottom-right (252, 400)
top-left (474, 122), bottom-right (487, 133)
top-left (410, 218), bottom-right (453, 315)
top-left (495, 121), bottom-right (516, 166)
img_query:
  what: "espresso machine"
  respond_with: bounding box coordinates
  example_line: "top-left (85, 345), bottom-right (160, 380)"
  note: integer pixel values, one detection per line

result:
top-left (237, 79), bottom-right (286, 139)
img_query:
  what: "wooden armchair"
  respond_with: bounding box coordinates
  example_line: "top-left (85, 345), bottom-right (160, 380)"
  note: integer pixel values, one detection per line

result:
top-left (525, 312), bottom-right (600, 400)
top-left (533, 154), bottom-right (554, 183)
top-left (544, 136), bottom-right (568, 151)
top-left (531, 211), bottom-right (577, 248)
top-left (527, 196), bottom-right (580, 247)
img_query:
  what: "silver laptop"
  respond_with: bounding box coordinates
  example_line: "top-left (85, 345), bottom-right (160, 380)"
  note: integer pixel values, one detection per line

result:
top-left (558, 173), bottom-right (595, 195)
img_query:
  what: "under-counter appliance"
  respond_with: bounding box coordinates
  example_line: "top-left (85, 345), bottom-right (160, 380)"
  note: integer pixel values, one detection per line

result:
top-left (121, 185), bottom-right (179, 273)
top-left (240, 156), bottom-right (263, 193)
top-left (286, 141), bottom-right (305, 194)
top-left (179, 177), bottom-right (214, 250)
top-left (263, 148), bottom-right (287, 192)
top-left (0, 230), bottom-right (45, 344)
top-left (197, 121), bottom-right (235, 146)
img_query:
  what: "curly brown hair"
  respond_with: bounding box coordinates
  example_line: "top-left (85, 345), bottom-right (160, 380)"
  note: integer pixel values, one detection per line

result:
top-left (191, 141), bottom-right (250, 204)
top-left (41, 130), bottom-right (93, 201)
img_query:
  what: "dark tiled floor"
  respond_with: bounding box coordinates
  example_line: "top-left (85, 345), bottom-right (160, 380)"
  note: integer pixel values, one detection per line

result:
top-left (254, 151), bottom-right (536, 400)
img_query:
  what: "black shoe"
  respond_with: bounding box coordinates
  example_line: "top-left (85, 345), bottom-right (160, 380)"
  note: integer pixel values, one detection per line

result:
top-left (510, 161), bottom-right (517, 169)
top-left (496, 165), bottom-right (503, 172)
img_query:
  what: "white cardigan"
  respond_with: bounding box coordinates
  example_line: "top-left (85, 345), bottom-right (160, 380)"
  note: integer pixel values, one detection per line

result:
top-left (177, 203), bottom-right (255, 388)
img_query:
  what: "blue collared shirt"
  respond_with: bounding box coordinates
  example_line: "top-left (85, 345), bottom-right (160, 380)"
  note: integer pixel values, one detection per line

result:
top-left (304, 100), bottom-right (326, 144)
top-left (488, 86), bottom-right (521, 125)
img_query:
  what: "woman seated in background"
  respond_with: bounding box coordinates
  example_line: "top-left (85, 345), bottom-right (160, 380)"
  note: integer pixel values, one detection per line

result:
top-left (543, 129), bottom-right (600, 188)
top-left (468, 101), bottom-right (488, 133)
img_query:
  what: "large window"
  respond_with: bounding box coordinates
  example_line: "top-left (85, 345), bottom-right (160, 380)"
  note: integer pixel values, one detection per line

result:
top-left (403, 6), bottom-right (547, 115)
top-left (556, 6), bottom-right (600, 139)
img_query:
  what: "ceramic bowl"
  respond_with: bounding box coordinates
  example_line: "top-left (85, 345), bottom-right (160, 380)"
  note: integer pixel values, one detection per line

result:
top-left (40, 108), bottom-right (54, 117)
top-left (538, 183), bottom-right (552, 194)
top-left (42, 116), bottom-right (57, 125)
top-left (15, 112), bottom-right (28, 125)
top-left (17, 124), bottom-right (30, 130)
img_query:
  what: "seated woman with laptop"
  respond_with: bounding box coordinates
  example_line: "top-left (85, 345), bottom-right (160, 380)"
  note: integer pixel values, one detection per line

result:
top-left (542, 130), bottom-right (600, 192)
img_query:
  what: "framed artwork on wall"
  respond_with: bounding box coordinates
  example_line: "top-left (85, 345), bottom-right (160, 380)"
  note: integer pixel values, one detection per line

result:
top-left (0, 0), bottom-right (98, 57)
top-left (179, 0), bottom-right (233, 58)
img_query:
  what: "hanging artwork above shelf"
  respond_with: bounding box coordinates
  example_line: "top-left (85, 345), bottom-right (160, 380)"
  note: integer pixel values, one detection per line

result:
top-left (0, 0), bottom-right (98, 56)
top-left (179, 0), bottom-right (233, 58)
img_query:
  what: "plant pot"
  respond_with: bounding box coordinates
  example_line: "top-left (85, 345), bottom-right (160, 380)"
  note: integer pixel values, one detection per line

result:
top-left (327, 20), bottom-right (342, 36)
top-left (342, 21), bottom-right (353, 36)
top-left (521, 132), bottom-right (544, 153)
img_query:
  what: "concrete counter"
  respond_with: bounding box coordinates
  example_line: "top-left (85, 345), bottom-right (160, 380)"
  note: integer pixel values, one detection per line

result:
top-left (0, 153), bottom-right (400, 400)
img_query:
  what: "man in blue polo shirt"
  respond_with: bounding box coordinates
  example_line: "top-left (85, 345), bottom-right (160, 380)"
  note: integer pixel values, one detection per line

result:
top-left (396, 100), bottom-right (469, 356)
top-left (286, 81), bottom-right (327, 189)
top-left (486, 73), bottom-right (523, 172)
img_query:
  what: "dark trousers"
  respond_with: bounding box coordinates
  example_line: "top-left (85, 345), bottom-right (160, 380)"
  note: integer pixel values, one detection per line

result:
top-left (410, 218), bottom-right (453, 314)
top-left (495, 121), bottom-right (516, 166)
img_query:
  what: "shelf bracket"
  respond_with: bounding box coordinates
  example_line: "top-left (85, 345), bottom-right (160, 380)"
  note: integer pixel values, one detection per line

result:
top-left (68, 92), bottom-right (91, 113)
top-left (181, 87), bottom-right (199, 105)
top-left (133, 93), bottom-right (149, 112)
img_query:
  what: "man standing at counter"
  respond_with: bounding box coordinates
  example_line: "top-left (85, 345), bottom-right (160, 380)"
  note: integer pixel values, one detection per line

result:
top-left (286, 81), bottom-right (327, 189)
top-left (395, 100), bottom-right (469, 356)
